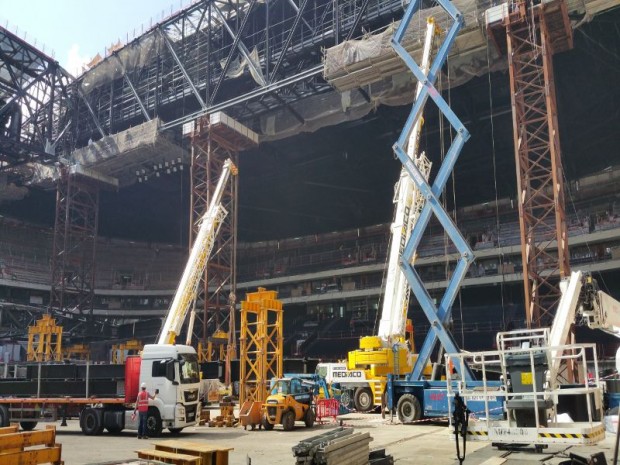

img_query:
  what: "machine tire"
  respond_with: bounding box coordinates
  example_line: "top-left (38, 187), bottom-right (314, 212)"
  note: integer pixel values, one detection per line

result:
top-left (396, 394), bottom-right (421, 424)
top-left (340, 390), bottom-right (354, 410)
top-left (20, 421), bottom-right (37, 431)
top-left (146, 409), bottom-right (163, 437)
top-left (169, 428), bottom-right (184, 435)
top-left (0, 405), bottom-right (9, 427)
top-left (261, 415), bottom-right (274, 431)
top-left (304, 407), bottom-right (315, 428)
top-left (354, 387), bottom-right (374, 412)
top-left (282, 410), bottom-right (296, 431)
top-left (81, 408), bottom-right (103, 435)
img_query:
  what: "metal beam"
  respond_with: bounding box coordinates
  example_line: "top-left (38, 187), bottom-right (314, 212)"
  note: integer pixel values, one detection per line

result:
top-left (160, 65), bottom-right (322, 131)
top-left (210, 0), bottom-right (258, 105)
top-left (159, 29), bottom-right (207, 110)
top-left (112, 54), bottom-right (151, 122)
top-left (269, 0), bottom-right (309, 83)
top-left (213, 4), bottom-right (266, 86)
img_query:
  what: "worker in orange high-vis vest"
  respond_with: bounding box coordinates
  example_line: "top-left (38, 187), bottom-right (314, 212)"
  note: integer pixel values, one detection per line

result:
top-left (134, 382), bottom-right (156, 439)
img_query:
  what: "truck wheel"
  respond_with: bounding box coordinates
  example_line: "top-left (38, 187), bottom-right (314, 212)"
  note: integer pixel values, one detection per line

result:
top-left (106, 425), bottom-right (123, 435)
top-left (20, 421), bottom-right (37, 431)
top-left (396, 394), bottom-right (421, 423)
top-left (282, 410), bottom-right (295, 431)
top-left (146, 409), bottom-right (163, 437)
top-left (81, 408), bottom-right (103, 435)
top-left (0, 405), bottom-right (9, 427)
top-left (261, 415), bottom-right (274, 431)
top-left (304, 408), bottom-right (315, 428)
top-left (354, 388), bottom-right (374, 412)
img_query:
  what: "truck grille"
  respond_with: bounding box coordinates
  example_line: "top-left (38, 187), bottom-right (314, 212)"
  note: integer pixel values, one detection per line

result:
top-left (185, 405), bottom-right (197, 422)
top-left (267, 407), bottom-right (276, 419)
top-left (184, 389), bottom-right (199, 403)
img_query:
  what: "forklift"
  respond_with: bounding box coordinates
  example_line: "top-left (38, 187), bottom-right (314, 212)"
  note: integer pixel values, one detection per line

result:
top-left (261, 377), bottom-right (317, 431)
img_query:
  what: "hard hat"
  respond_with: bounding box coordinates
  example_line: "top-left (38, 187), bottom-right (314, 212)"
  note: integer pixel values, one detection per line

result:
top-left (141, 382), bottom-right (147, 389)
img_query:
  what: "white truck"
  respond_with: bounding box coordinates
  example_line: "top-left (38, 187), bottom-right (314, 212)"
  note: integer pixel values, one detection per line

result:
top-left (0, 160), bottom-right (238, 435)
top-left (0, 343), bottom-right (201, 436)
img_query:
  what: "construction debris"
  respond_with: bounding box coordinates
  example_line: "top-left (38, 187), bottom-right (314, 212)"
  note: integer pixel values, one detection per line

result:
top-left (199, 409), bottom-right (211, 426)
top-left (208, 397), bottom-right (238, 427)
top-left (292, 427), bottom-right (373, 465)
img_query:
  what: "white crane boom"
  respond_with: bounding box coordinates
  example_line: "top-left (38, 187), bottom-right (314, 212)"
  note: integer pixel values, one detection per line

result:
top-left (550, 270), bottom-right (620, 373)
top-left (377, 18), bottom-right (436, 342)
top-left (157, 159), bottom-right (238, 345)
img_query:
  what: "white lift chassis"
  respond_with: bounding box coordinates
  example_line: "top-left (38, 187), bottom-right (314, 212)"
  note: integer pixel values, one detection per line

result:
top-left (447, 270), bottom-right (620, 447)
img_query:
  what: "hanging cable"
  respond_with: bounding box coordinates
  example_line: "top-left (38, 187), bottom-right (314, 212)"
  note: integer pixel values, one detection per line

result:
top-left (486, 22), bottom-right (508, 330)
top-left (445, 42), bottom-right (465, 348)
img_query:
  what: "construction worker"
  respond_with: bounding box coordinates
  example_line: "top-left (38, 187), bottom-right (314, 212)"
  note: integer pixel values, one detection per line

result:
top-left (134, 382), bottom-right (156, 439)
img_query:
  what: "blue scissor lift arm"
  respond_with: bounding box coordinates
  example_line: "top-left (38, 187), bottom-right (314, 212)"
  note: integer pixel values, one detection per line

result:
top-left (390, 0), bottom-right (475, 387)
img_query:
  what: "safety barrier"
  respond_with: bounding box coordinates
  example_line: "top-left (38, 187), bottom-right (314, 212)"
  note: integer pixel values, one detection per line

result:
top-left (316, 398), bottom-right (340, 423)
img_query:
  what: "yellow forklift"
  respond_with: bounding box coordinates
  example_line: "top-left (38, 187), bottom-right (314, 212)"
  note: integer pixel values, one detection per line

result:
top-left (261, 377), bottom-right (318, 431)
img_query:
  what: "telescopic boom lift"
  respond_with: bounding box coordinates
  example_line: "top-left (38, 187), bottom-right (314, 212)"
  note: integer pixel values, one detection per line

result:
top-left (157, 159), bottom-right (238, 345)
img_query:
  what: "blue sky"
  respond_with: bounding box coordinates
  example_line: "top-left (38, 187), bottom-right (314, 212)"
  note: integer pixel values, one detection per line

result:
top-left (0, 0), bottom-right (191, 76)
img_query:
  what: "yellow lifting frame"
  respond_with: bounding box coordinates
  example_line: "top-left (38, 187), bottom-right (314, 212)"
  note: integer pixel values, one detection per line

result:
top-left (239, 287), bottom-right (283, 404)
top-left (111, 339), bottom-right (143, 364)
top-left (26, 314), bottom-right (63, 362)
top-left (63, 343), bottom-right (90, 360)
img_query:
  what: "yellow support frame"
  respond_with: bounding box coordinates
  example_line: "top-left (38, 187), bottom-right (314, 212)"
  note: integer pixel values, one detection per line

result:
top-left (111, 339), bottom-right (143, 364)
top-left (26, 315), bottom-right (63, 362)
top-left (196, 330), bottom-right (229, 363)
top-left (63, 343), bottom-right (90, 360)
top-left (239, 287), bottom-right (283, 404)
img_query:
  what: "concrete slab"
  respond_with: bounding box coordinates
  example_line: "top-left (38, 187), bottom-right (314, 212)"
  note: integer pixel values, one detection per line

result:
top-left (21, 414), bottom-right (618, 465)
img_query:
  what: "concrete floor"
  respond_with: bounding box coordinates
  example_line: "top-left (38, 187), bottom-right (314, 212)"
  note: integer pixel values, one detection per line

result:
top-left (42, 413), bottom-right (617, 465)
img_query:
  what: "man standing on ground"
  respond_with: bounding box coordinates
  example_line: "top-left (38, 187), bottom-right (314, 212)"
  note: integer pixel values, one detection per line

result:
top-left (134, 382), bottom-right (156, 439)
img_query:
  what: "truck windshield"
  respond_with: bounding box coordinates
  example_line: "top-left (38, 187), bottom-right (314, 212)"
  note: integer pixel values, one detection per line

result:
top-left (179, 354), bottom-right (200, 384)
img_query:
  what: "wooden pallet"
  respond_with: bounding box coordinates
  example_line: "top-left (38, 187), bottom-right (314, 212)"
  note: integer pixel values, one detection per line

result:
top-left (136, 449), bottom-right (201, 465)
top-left (152, 439), bottom-right (233, 465)
top-left (0, 424), bottom-right (63, 465)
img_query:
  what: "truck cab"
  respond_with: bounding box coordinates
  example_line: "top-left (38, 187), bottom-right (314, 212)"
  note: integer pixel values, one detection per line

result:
top-left (133, 344), bottom-right (201, 436)
top-left (75, 344), bottom-right (201, 436)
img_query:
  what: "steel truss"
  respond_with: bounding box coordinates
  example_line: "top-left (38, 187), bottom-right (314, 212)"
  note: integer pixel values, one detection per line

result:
top-left (72, 0), bottom-right (403, 146)
top-left (50, 169), bottom-right (99, 326)
top-left (504, 0), bottom-right (572, 328)
top-left (0, 25), bottom-right (74, 169)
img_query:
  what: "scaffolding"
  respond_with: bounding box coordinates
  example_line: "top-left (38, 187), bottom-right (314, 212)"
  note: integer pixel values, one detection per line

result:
top-left (189, 112), bottom-right (257, 381)
top-left (50, 169), bottom-right (100, 321)
top-left (49, 165), bottom-right (116, 334)
top-left (70, 0), bottom-right (403, 143)
top-left (0, 25), bottom-right (74, 170)
top-left (489, 0), bottom-right (573, 328)
top-left (239, 287), bottom-right (283, 405)
top-left (27, 314), bottom-right (63, 362)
